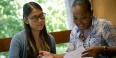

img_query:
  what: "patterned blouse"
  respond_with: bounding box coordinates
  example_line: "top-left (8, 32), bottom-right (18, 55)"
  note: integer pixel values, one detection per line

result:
top-left (67, 16), bottom-right (116, 52)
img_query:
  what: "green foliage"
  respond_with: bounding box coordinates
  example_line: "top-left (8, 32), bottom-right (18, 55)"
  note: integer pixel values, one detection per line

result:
top-left (0, 0), bottom-right (23, 38)
top-left (56, 43), bottom-right (68, 54)
top-left (0, 0), bottom-right (68, 57)
top-left (42, 0), bottom-right (67, 32)
top-left (0, 52), bottom-right (9, 58)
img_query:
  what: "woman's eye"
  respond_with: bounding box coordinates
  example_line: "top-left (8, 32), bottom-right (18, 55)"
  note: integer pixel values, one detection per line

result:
top-left (32, 17), bottom-right (38, 19)
top-left (81, 16), bottom-right (86, 19)
top-left (74, 17), bottom-right (77, 20)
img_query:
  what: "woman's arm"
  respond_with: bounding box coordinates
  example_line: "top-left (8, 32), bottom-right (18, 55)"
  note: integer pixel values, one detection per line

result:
top-left (102, 21), bottom-right (116, 47)
top-left (105, 47), bottom-right (116, 57)
top-left (52, 54), bottom-right (65, 58)
top-left (39, 51), bottom-right (65, 58)
top-left (8, 34), bottom-right (21, 58)
top-left (82, 46), bottom-right (116, 57)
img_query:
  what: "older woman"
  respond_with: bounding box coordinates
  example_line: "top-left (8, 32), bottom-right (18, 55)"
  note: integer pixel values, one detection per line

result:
top-left (39, 0), bottom-right (116, 58)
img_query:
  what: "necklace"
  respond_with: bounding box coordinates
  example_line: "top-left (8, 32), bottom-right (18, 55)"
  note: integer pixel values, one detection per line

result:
top-left (80, 29), bottom-right (85, 41)
top-left (80, 29), bottom-right (87, 50)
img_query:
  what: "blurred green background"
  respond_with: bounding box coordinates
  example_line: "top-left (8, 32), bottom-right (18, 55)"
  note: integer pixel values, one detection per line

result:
top-left (0, 0), bottom-right (68, 58)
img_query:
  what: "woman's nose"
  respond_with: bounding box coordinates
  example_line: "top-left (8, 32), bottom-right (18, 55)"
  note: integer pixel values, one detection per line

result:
top-left (37, 18), bottom-right (42, 22)
top-left (76, 19), bottom-right (82, 24)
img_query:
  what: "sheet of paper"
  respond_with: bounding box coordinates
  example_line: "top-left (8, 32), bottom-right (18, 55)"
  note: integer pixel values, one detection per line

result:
top-left (41, 56), bottom-right (49, 58)
top-left (63, 46), bottom-right (93, 58)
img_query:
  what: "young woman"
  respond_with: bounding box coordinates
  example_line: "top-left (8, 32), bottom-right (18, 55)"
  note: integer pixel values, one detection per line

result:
top-left (8, 2), bottom-right (56, 58)
top-left (39, 0), bottom-right (116, 58)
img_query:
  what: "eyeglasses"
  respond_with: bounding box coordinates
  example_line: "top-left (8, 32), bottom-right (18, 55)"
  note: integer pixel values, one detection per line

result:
top-left (29, 13), bottom-right (46, 22)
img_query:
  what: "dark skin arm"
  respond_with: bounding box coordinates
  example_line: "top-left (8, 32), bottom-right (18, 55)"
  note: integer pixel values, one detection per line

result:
top-left (82, 46), bottom-right (116, 57)
top-left (105, 47), bottom-right (116, 57)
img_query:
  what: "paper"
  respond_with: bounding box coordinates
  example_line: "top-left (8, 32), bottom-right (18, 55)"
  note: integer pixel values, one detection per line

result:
top-left (41, 56), bottom-right (49, 58)
top-left (63, 46), bottom-right (93, 58)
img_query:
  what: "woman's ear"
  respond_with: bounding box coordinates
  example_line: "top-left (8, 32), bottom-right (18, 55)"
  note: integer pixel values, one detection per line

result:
top-left (24, 17), bottom-right (29, 24)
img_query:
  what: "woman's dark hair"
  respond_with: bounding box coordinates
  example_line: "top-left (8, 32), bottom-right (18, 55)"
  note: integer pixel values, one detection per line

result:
top-left (72, 0), bottom-right (92, 13)
top-left (23, 2), bottom-right (52, 58)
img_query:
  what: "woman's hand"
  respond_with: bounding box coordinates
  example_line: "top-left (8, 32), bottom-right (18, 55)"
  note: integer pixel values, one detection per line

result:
top-left (82, 46), bottom-right (104, 57)
top-left (39, 51), bottom-right (53, 58)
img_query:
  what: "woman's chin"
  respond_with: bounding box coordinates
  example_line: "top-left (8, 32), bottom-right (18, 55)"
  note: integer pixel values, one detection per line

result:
top-left (37, 26), bottom-right (44, 30)
top-left (38, 28), bottom-right (44, 31)
top-left (78, 27), bottom-right (85, 30)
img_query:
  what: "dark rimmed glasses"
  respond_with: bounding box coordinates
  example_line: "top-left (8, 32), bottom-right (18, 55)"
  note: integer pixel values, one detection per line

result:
top-left (29, 13), bottom-right (46, 22)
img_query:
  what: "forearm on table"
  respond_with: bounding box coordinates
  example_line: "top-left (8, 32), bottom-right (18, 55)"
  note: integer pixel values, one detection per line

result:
top-left (52, 53), bottom-right (65, 58)
top-left (106, 47), bottom-right (116, 57)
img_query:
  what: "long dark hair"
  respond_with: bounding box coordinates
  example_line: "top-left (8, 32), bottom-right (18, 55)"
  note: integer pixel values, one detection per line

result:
top-left (23, 2), bottom-right (51, 58)
top-left (72, 0), bottom-right (92, 13)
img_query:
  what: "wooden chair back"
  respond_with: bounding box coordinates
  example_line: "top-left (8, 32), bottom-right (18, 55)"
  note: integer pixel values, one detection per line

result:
top-left (0, 30), bottom-right (71, 52)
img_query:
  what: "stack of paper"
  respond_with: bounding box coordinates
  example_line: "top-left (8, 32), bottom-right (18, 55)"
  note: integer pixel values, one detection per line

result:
top-left (63, 46), bottom-right (93, 58)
